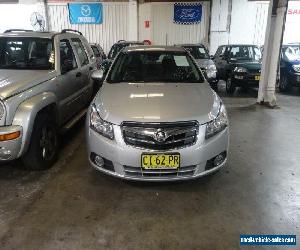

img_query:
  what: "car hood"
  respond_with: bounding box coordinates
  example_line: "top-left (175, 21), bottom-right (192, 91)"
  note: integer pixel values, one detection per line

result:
top-left (0, 69), bottom-right (57, 100)
top-left (195, 59), bottom-right (215, 68)
top-left (232, 61), bottom-right (261, 71)
top-left (94, 82), bottom-right (217, 125)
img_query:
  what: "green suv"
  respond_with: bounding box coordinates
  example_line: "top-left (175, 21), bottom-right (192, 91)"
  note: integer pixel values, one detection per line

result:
top-left (213, 45), bottom-right (262, 94)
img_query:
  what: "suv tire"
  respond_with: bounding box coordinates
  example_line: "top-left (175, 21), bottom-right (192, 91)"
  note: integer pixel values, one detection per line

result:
top-left (226, 75), bottom-right (236, 94)
top-left (279, 74), bottom-right (291, 92)
top-left (22, 113), bottom-right (59, 170)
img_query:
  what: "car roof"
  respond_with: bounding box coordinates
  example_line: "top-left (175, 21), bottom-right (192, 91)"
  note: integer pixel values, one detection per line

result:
top-left (175, 44), bottom-right (205, 47)
top-left (116, 41), bottom-right (144, 45)
top-left (222, 44), bottom-right (259, 47)
top-left (124, 45), bottom-right (186, 53)
top-left (0, 31), bottom-right (58, 39)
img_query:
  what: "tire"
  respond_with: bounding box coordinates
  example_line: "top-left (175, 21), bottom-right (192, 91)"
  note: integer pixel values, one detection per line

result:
top-left (22, 113), bottom-right (59, 170)
top-left (279, 74), bottom-right (291, 92)
top-left (226, 75), bottom-right (236, 94)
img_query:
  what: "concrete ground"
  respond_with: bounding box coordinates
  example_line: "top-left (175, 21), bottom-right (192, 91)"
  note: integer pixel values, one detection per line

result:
top-left (0, 84), bottom-right (299, 250)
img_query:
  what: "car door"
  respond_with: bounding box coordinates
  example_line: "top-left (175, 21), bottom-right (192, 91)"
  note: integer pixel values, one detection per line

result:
top-left (70, 37), bottom-right (94, 108)
top-left (56, 38), bottom-right (83, 124)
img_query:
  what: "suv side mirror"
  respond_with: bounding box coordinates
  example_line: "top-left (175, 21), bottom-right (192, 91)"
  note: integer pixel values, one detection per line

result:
top-left (91, 69), bottom-right (104, 81)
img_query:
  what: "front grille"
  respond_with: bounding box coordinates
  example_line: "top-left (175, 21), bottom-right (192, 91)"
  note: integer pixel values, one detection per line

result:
top-left (248, 68), bottom-right (261, 74)
top-left (124, 165), bottom-right (196, 178)
top-left (122, 121), bottom-right (198, 150)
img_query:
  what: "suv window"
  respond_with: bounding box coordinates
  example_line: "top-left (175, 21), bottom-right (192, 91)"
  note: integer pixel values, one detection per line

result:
top-left (0, 37), bottom-right (53, 70)
top-left (60, 39), bottom-right (77, 73)
top-left (215, 46), bottom-right (226, 58)
top-left (91, 46), bottom-right (100, 57)
top-left (71, 38), bottom-right (89, 66)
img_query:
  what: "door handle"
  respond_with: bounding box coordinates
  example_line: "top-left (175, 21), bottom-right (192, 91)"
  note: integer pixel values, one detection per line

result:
top-left (76, 72), bottom-right (82, 77)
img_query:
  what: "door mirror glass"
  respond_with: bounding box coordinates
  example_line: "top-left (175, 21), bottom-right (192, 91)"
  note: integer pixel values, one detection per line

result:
top-left (91, 69), bottom-right (104, 81)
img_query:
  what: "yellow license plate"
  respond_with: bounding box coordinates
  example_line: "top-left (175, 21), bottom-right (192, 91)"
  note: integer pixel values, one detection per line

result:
top-left (141, 153), bottom-right (180, 169)
top-left (255, 75), bottom-right (260, 81)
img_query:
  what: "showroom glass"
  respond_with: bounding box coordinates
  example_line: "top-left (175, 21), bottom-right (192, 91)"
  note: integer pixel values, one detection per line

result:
top-left (71, 38), bottom-right (89, 66)
top-left (283, 46), bottom-right (300, 61)
top-left (59, 39), bottom-right (77, 73)
top-left (107, 51), bottom-right (204, 83)
top-left (228, 46), bottom-right (262, 61)
top-left (0, 37), bottom-right (53, 70)
top-left (183, 46), bottom-right (209, 59)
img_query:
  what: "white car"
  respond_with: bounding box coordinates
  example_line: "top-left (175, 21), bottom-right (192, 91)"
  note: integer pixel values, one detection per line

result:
top-left (86, 46), bottom-right (229, 181)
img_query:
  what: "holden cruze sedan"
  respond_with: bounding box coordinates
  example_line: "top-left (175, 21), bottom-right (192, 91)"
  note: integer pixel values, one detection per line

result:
top-left (87, 46), bottom-right (229, 181)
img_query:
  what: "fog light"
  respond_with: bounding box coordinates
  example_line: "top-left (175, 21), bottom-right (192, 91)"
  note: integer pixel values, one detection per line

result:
top-left (0, 148), bottom-right (11, 160)
top-left (94, 155), bottom-right (104, 167)
top-left (214, 154), bottom-right (225, 167)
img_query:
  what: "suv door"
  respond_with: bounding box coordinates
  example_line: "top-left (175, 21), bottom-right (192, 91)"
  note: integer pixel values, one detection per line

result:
top-left (70, 37), bottom-right (93, 108)
top-left (56, 39), bottom-right (82, 123)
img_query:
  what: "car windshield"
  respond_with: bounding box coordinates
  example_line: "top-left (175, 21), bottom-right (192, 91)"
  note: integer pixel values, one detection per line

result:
top-left (183, 46), bottom-right (209, 59)
top-left (227, 46), bottom-right (262, 61)
top-left (282, 46), bottom-right (300, 61)
top-left (0, 37), bottom-right (54, 70)
top-left (107, 51), bottom-right (204, 83)
top-left (108, 43), bottom-right (144, 59)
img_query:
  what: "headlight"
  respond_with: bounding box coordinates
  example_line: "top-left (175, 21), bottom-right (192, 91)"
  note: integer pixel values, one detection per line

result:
top-left (205, 103), bottom-right (228, 139)
top-left (206, 64), bottom-right (217, 78)
top-left (234, 67), bottom-right (247, 73)
top-left (90, 104), bottom-right (114, 140)
top-left (292, 65), bottom-right (300, 73)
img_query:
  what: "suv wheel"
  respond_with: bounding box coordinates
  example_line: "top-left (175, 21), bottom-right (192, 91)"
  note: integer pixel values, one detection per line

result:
top-left (22, 113), bottom-right (59, 170)
top-left (226, 75), bottom-right (236, 94)
top-left (279, 74), bottom-right (291, 92)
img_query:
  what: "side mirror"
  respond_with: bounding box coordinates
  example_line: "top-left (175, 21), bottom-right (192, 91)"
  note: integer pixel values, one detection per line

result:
top-left (91, 69), bottom-right (104, 81)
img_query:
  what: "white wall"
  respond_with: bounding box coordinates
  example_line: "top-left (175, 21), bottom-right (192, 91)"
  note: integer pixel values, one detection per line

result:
top-left (210, 0), bottom-right (268, 54)
top-left (138, 1), bottom-right (210, 46)
top-left (284, 1), bottom-right (300, 44)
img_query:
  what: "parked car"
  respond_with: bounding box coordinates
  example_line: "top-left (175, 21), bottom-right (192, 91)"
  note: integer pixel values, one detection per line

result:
top-left (0, 29), bottom-right (96, 169)
top-left (90, 43), bottom-right (106, 69)
top-left (213, 44), bottom-right (262, 94)
top-left (176, 44), bottom-right (218, 90)
top-left (87, 46), bottom-right (229, 181)
top-left (278, 43), bottom-right (300, 92)
top-left (100, 40), bottom-right (144, 77)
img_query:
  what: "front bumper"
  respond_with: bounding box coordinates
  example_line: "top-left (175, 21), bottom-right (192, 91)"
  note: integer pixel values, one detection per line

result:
top-left (233, 73), bottom-right (260, 87)
top-left (0, 125), bottom-right (22, 161)
top-left (86, 123), bottom-right (229, 181)
top-left (287, 71), bottom-right (300, 86)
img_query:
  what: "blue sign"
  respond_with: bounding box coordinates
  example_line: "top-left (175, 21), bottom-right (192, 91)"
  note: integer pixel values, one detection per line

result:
top-left (240, 235), bottom-right (296, 246)
top-left (68, 3), bottom-right (103, 24)
top-left (174, 3), bottom-right (202, 24)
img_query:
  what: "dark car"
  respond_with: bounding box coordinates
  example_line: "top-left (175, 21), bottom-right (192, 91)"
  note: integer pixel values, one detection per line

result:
top-left (213, 44), bottom-right (262, 94)
top-left (100, 40), bottom-right (144, 77)
top-left (278, 44), bottom-right (300, 92)
top-left (176, 44), bottom-right (218, 90)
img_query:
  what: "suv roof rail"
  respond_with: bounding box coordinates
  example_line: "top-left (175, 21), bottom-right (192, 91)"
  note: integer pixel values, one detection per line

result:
top-left (61, 29), bottom-right (82, 36)
top-left (4, 29), bottom-right (33, 33)
top-left (117, 40), bottom-right (126, 43)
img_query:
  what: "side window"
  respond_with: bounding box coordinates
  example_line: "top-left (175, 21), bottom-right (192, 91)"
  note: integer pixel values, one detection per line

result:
top-left (108, 45), bottom-right (116, 59)
top-left (91, 46), bottom-right (101, 57)
top-left (71, 38), bottom-right (89, 66)
top-left (60, 39), bottom-right (77, 73)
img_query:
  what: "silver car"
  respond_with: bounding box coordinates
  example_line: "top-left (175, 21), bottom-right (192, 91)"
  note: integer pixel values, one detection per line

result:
top-left (87, 46), bottom-right (229, 181)
top-left (176, 44), bottom-right (218, 90)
